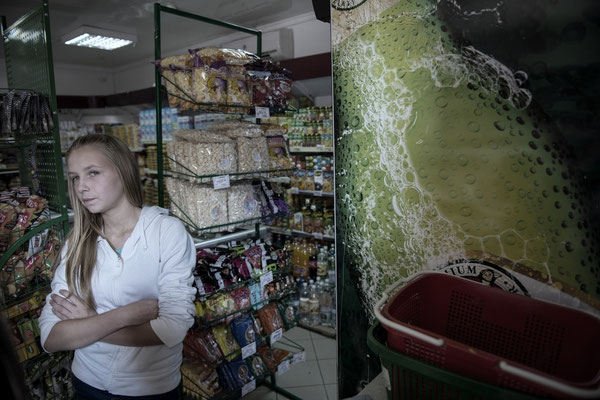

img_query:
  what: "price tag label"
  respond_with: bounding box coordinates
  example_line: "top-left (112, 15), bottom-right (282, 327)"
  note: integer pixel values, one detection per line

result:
top-left (260, 271), bottom-right (274, 288)
top-left (242, 342), bottom-right (257, 359)
top-left (291, 187), bottom-right (299, 194)
top-left (194, 278), bottom-right (205, 295)
top-left (255, 106), bottom-right (270, 119)
top-left (212, 175), bottom-right (230, 190)
top-left (241, 380), bottom-right (256, 397)
top-left (292, 351), bottom-right (306, 365)
top-left (270, 328), bottom-right (283, 344)
top-left (314, 190), bottom-right (323, 197)
top-left (277, 359), bottom-right (291, 376)
top-left (313, 232), bottom-right (323, 240)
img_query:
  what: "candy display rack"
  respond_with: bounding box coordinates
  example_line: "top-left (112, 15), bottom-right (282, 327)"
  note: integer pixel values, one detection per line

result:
top-left (1, 1), bottom-right (71, 398)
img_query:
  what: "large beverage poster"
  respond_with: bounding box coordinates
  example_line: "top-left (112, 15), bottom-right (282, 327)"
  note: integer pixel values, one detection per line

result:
top-left (332, 0), bottom-right (600, 396)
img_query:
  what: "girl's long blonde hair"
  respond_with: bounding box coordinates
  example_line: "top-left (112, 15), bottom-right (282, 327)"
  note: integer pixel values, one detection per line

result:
top-left (64, 134), bottom-right (143, 309)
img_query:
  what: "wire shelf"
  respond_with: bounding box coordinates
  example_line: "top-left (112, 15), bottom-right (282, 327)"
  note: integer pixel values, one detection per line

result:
top-left (170, 197), bottom-right (289, 235)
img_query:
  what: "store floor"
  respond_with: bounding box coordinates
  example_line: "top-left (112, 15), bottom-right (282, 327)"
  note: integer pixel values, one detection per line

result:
top-left (245, 326), bottom-right (337, 400)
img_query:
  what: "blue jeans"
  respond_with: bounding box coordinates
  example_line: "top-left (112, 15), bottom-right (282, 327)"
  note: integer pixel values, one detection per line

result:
top-left (72, 375), bottom-right (180, 400)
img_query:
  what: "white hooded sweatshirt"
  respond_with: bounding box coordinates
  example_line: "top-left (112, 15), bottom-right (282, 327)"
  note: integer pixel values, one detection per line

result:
top-left (38, 206), bottom-right (196, 396)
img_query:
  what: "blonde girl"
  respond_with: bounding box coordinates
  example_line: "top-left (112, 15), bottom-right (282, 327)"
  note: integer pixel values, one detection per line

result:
top-left (38, 134), bottom-right (196, 399)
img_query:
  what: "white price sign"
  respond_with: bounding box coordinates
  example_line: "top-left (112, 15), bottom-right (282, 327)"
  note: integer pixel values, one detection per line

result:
top-left (270, 328), bottom-right (283, 344)
top-left (212, 175), bottom-right (230, 190)
top-left (290, 187), bottom-right (299, 194)
top-left (260, 271), bottom-right (274, 288)
top-left (242, 342), bottom-right (257, 359)
top-left (277, 359), bottom-right (291, 376)
top-left (292, 351), bottom-right (306, 365)
top-left (241, 380), bottom-right (256, 397)
top-left (255, 106), bottom-right (270, 119)
top-left (314, 190), bottom-right (323, 197)
top-left (313, 233), bottom-right (323, 240)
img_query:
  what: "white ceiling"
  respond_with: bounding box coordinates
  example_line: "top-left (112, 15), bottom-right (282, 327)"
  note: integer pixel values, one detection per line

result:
top-left (0, 0), bottom-right (316, 68)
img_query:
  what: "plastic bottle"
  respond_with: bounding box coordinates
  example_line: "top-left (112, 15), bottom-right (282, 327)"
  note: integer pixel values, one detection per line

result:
top-left (319, 281), bottom-right (332, 327)
top-left (317, 246), bottom-right (328, 279)
top-left (309, 281), bottom-right (320, 326)
top-left (299, 282), bottom-right (310, 325)
top-left (299, 239), bottom-right (311, 280)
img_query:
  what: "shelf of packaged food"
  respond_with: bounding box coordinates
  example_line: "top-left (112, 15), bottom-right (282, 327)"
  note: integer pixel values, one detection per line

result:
top-left (196, 287), bottom-right (296, 328)
top-left (0, 213), bottom-right (67, 271)
top-left (290, 187), bottom-right (334, 197)
top-left (185, 320), bottom-right (303, 367)
top-left (171, 198), bottom-right (289, 235)
top-left (289, 146), bottom-right (333, 153)
top-left (182, 344), bottom-right (305, 400)
top-left (196, 264), bottom-right (292, 299)
top-left (165, 162), bottom-right (294, 185)
top-left (0, 169), bottom-right (19, 175)
top-left (268, 226), bottom-right (334, 242)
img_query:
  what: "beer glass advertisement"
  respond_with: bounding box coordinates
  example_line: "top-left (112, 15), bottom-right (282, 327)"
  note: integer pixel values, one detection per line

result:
top-left (332, 0), bottom-right (600, 396)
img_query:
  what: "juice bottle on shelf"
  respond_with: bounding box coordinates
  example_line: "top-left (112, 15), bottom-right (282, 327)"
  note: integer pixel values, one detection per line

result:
top-left (291, 238), bottom-right (302, 278)
top-left (299, 282), bottom-right (310, 325)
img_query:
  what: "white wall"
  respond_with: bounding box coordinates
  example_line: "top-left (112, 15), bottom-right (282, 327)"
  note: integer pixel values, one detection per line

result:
top-left (53, 63), bottom-right (115, 96)
top-left (0, 59), bottom-right (114, 96)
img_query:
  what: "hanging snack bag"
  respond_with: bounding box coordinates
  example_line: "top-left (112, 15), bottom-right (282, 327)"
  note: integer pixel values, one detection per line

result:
top-left (248, 282), bottom-right (264, 311)
top-left (184, 327), bottom-right (223, 363)
top-left (227, 184), bottom-right (262, 224)
top-left (257, 344), bottom-right (289, 373)
top-left (235, 136), bottom-right (270, 173)
top-left (266, 136), bottom-right (293, 170)
top-left (229, 314), bottom-right (257, 347)
top-left (212, 324), bottom-right (240, 361)
top-left (189, 49), bottom-right (228, 108)
top-left (227, 357), bottom-right (254, 387)
top-left (277, 299), bottom-right (298, 330)
top-left (0, 203), bottom-right (18, 253)
top-left (247, 354), bottom-right (268, 378)
top-left (247, 69), bottom-right (271, 107)
top-left (157, 54), bottom-right (194, 109)
top-left (192, 47), bottom-right (259, 66)
top-left (257, 303), bottom-right (284, 335)
top-left (227, 65), bottom-right (251, 113)
top-left (181, 360), bottom-right (221, 398)
top-left (229, 286), bottom-right (251, 311)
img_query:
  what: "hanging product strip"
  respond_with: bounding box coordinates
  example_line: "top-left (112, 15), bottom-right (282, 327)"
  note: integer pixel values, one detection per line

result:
top-left (0, 90), bottom-right (54, 136)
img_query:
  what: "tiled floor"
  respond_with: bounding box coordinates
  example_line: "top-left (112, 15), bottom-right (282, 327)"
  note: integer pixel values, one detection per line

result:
top-left (244, 326), bottom-right (337, 400)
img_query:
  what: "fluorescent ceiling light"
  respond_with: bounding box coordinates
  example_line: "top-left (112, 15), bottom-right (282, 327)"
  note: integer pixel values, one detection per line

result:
top-left (62, 26), bottom-right (136, 50)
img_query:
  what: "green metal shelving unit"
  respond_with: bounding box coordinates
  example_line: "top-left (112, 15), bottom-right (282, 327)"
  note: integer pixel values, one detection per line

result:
top-left (0, 0), bottom-right (69, 231)
top-left (153, 4), bottom-right (301, 400)
top-left (1, 1), bottom-right (71, 398)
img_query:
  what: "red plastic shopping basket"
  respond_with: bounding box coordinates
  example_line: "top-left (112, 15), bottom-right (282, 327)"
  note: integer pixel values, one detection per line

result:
top-left (374, 273), bottom-right (600, 399)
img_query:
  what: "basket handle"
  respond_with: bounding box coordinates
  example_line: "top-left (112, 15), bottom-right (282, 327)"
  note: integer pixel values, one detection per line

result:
top-left (499, 361), bottom-right (600, 399)
top-left (374, 273), bottom-right (445, 347)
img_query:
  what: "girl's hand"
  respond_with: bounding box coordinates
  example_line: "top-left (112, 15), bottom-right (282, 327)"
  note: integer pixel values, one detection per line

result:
top-left (50, 290), bottom-right (97, 320)
top-left (121, 300), bottom-right (159, 326)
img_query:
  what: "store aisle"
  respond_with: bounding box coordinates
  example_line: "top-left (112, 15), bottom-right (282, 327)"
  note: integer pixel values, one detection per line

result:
top-left (245, 326), bottom-right (337, 400)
